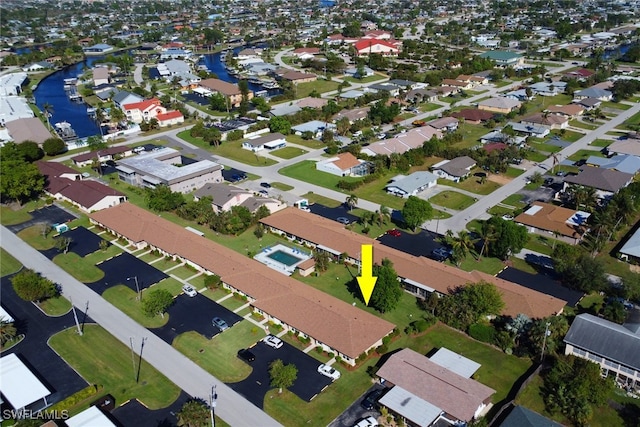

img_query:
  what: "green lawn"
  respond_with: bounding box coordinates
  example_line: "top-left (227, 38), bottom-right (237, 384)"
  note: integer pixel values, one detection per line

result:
top-left (505, 167), bottom-right (525, 178)
top-left (567, 149), bottom-right (606, 162)
top-left (285, 134), bottom-right (325, 149)
top-left (0, 248), bottom-right (22, 277)
top-left (453, 122), bottom-right (490, 149)
top-left (590, 138), bottom-right (613, 148)
top-left (38, 296), bottom-right (72, 316)
top-left (522, 234), bottom-right (557, 256)
top-left (526, 150), bottom-right (548, 163)
top-left (295, 79), bottom-right (340, 98)
top-left (279, 160), bottom-right (360, 191)
top-left (342, 73), bottom-right (387, 84)
top-left (529, 141), bottom-right (563, 154)
top-left (601, 101), bottom-right (631, 110)
top-left (173, 322), bottom-right (260, 382)
top-left (438, 175), bottom-right (501, 195)
top-left (418, 102), bottom-right (443, 112)
top-left (302, 192), bottom-right (342, 207)
top-left (271, 182), bottom-right (294, 191)
top-left (16, 224), bottom-right (57, 250)
top-left (149, 277), bottom-right (187, 296)
top-left (509, 258), bottom-right (538, 274)
top-left (619, 111), bottom-right (640, 130)
top-left (53, 252), bottom-right (105, 283)
top-left (453, 255), bottom-right (506, 275)
top-left (49, 325), bottom-right (181, 410)
top-left (270, 146), bottom-right (308, 159)
top-left (569, 120), bottom-right (598, 131)
top-left (501, 193), bottom-right (527, 208)
top-left (429, 191), bottom-right (476, 210)
top-left (176, 130), bottom-right (277, 167)
top-left (217, 294), bottom-right (249, 312)
top-left (102, 285), bottom-right (169, 328)
top-left (168, 265), bottom-right (200, 281)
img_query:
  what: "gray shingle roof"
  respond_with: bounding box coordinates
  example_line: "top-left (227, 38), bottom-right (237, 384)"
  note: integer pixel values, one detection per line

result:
top-left (564, 166), bottom-right (633, 192)
top-left (564, 313), bottom-right (640, 371)
top-left (499, 406), bottom-right (563, 427)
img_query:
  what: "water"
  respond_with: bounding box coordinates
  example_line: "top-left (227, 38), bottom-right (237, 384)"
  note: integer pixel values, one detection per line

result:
top-left (601, 42), bottom-right (636, 60)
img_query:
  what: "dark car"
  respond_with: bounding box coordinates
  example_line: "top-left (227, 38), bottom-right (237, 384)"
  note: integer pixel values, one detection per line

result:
top-left (361, 388), bottom-right (384, 410)
top-left (212, 316), bottom-right (229, 331)
top-left (231, 174), bottom-right (244, 182)
top-left (260, 182), bottom-right (271, 189)
top-left (237, 348), bottom-right (256, 363)
top-left (431, 247), bottom-right (452, 261)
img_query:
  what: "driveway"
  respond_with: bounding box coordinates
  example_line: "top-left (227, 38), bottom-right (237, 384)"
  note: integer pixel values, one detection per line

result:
top-left (377, 229), bottom-right (445, 259)
top-left (309, 204), bottom-right (360, 225)
top-left (497, 267), bottom-right (584, 306)
top-left (6, 204), bottom-right (77, 233)
top-left (229, 340), bottom-right (333, 408)
top-left (112, 390), bottom-right (191, 427)
top-left (150, 294), bottom-right (243, 343)
top-left (60, 226), bottom-right (110, 257)
top-left (328, 384), bottom-right (385, 427)
top-left (0, 274), bottom-right (90, 407)
top-left (89, 252), bottom-right (168, 293)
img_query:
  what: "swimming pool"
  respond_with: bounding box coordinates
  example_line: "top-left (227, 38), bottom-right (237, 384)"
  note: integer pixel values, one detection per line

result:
top-left (267, 250), bottom-right (303, 266)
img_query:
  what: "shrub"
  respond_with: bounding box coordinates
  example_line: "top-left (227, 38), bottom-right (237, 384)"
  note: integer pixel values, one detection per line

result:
top-left (468, 323), bottom-right (496, 343)
top-left (11, 269), bottom-right (58, 302)
top-left (204, 274), bottom-right (221, 288)
top-left (48, 385), bottom-right (99, 412)
top-left (226, 130), bottom-right (244, 141)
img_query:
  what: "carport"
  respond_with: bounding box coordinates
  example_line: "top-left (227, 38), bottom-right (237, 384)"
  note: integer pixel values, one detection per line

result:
top-left (0, 353), bottom-right (51, 411)
top-left (89, 253), bottom-right (168, 294)
top-left (150, 294), bottom-right (243, 342)
top-left (229, 340), bottom-right (333, 408)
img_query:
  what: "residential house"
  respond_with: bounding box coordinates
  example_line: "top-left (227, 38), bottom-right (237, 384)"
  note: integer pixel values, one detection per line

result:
top-left (362, 30), bottom-right (392, 40)
top-left (116, 147), bottom-right (223, 193)
top-left (4, 117), bottom-right (52, 145)
top-left (83, 43), bottom-right (114, 55)
top-left (508, 121), bottom-right (551, 138)
top-left (315, 152), bottom-right (369, 177)
top-left (260, 208), bottom-right (567, 318)
top-left (498, 406), bottom-right (563, 427)
top-left (431, 156), bottom-right (476, 182)
top-left (478, 50), bottom-right (524, 67)
top-left (386, 171), bottom-right (438, 198)
top-left (89, 203), bottom-right (395, 366)
top-left (354, 39), bottom-right (400, 56)
top-left (520, 113), bottom-right (569, 130)
top-left (564, 313), bottom-right (640, 393)
top-left (563, 166), bottom-right (633, 200)
top-left (478, 97), bottom-right (522, 114)
top-left (291, 47), bottom-right (320, 60)
top-left (0, 72), bottom-right (27, 96)
top-left (241, 133), bottom-right (286, 152)
top-left (564, 68), bottom-right (595, 80)
top-left (375, 348), bottom-right (495, 426)
top-left (585, 154), bottom-right (640, 175)
top-left (529, 81), bottom-right (567, 96)
top-left (37, 161), bottom-right (126, 212)
top-left (369, 83), bottom-right (401, 97)
top-left (426, 116), bottom-right (458, 132)
top-left (71, 146), bottom-right (133, 167)
top-left (92, 67), bottom-right (110, 86)
top-left (575, 97), bottom-right (602, 110)
top-left (545, 104), bottom-right (584, 118)
top-left (574, 87), bottom-right (613, 101)
top-left (345, 66), bottom-right (374, 78)
top-left (193, 183), bottom-right (285, 214)
top-left (515, 202), bottom-right (590, 244)
top-left (112, 91), bottom-right (144, 110)
top-left (122, 98), bottom-right (166, 124)
top-left (360, 127), bottom-right (442, 157)
top-left (22, 62), bottom-right (55, 72)
top-left (0, 353), bottom-right (52, 412)
top-left (451, 109), bottom-right (494, 124)
top-left (199, 78), bottom-right (253, 108)
top-left (332, 106), bottom-right (370, 124)
top-left (607, 138), bottom-right (640, 157)
top-left (156, 110), bottom-right (184, 127)
top-left (433, 86), bottom-right (459, 97)
top-left (619, 227), bottom-right (640, 263)
top-left (442, 79), bottom-right (473, 90)
top-left (291, 120), bottom-right (335, 138)
top-left (406, 89), bottom-right (439, 104)
top-left (279, 71), bottom-right (317, 85)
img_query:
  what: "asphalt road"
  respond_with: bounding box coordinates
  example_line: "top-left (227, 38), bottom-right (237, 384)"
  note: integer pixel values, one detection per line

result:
top-left (0, 225), bottom-right (282, 427)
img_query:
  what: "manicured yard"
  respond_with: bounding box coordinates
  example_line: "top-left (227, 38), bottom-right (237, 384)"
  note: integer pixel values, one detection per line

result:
top-left (569, 120), bottom-right (598, 130)
top-left (295, 79), bottom-right (340, 98)
top-left (102, 285), bottom-right (169, 328)
top-left (285, 134), bottom-right (325, 149)
top-left (279, 160), bottom-right (360, 191)
top-left (49, 325), bottom-right (181, 410)
top-left (149, 277), bottom-right (187, 296)
top-left (16, 225), bottom-right (56, 250)
top-left (452, 122), bottom-right (489, 150)
top-left (505, 167), bottom-right (525, 178)
top-left (567, 149), bottom-right (606, 162)
top-left (176, 130), bottom-right (277, 167)
top-left (429, 191), bottom-right (477, 210)
top-left (509, 258), bottom-right (538, 274)
top-left (172, 321), bottom-right (260, 382)
top-left (270, 146), bottom-right (308, 159)
top-left (529, 141), bottom-right (563, 154)
top-left (166, 265), bottom-right (200, 281)
top-left (302, 192), bottom-right (342, 207)
top-left (148, 257), bottom-right (182, 272)
top-left (522, 234), bottom-right (558, 256)
top-left (343, 73), bottom-right (387, 84)
top-left (217, 293), bottom-right (249, 312)
top-left (138, 251), bottom-right (165, 264)
top-left (0, 248), bottom-right (22, 277)
top-left (590, 138), bottom-right (613, 147)
top-left (418, 102), bottom-right (443, 112)
top-left (502, 193), bottom-right (527, 208)
top-left (53, 252), bottom-right (105, 283)
top-left (525, 150), bottom-right (548, 163)
top-left (437, 175), bottom-right (501, 195)
top-left (271, 182), bottom-right (294, 191)
top-left (619, 111), bottom-right (640, 130)
top-left (201, 286), bottom-right (233, 303)
top-left (453, 255), bottom-right (506, 275)
top-left (38, 296), bottom-right (72, 316)
top-left (601, 101), bottom-right (631, 111)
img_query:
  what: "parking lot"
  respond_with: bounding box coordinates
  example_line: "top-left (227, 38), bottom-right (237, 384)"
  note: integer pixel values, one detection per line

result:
top-left (230, 339), bottom-right (333, 407)
top-left (61, 226), bottom-right (110, 257)
top-left (377, 229), bottom-right (447, 259)
top-left (6, 204), bottom-right (77, 233)
top-left (497, 267), bottom-right (583, 306)
top-left (309, 204), bottom-right (360, 225)
top-left (112, 390), bottom-right (191, 427)
top-left (328, 384), bottom-right (385, 427)
top-left (151, 293), bottom-right (244, 342)
top-left (89, 252), bottom-right (168, 293)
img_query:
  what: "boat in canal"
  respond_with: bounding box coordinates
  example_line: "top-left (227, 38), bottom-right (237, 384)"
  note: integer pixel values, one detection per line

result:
top-left (55, 121), bottom-right (78, 140)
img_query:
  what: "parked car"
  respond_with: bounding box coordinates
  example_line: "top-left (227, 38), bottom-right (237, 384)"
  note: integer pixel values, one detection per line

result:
top-left (260, 182), bottom-right (271, 189)
top-left (431, 247), bottom-right (452, 261)
top-left (182, 284), bottom-right (198, 297)
top-left (263, 335), bottom-right (283, 349)
top-left (386, 229), bottom-right (401, 237)
top-left (544, 177), bottom-right (554, 186)
top-left (212, 317), bottom-right (229, 331)
top-left (556, 171), bottom-right (566, 177)
top-left (133, 146), bottom-right (145, 153)
top-left (237, 348), bottom-right (256, 363)
top-left (231, 174), bottom-right (245, 182)
top-left (336, 217), bottom-right (350, 225)
top-left (317, 364), bottom-right (341, 380)
top-left (361, 388), bottom-right (384, 410)
top-left (258, 189), bottom-right (269, 196)
top-left (353, 416), bottom-right (379, 427)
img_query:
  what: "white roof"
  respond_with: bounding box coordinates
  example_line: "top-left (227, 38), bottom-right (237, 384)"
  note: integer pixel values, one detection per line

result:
top-left (0, 353), bottom-right (51, 410)
top-left (429, 347), bottom-right (481, 378)
top-left (378, 386), bottom-right (441, 427)
top-left (524, 205), bottom-right (543, 215)
top-left (66, 406), bottom-right (117, 427)
top-left (0, 305), bottom-right (14, 323)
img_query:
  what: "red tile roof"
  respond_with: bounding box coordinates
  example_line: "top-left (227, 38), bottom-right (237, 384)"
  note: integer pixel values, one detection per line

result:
top-left (123, 98), bottom-right (162, 112)
top-left (89, 204), bottom-right (395, 358)
top-left (156, 110), bottom-right (183, 121)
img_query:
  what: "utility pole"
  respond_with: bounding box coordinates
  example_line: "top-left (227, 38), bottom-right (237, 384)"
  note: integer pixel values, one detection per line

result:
top-left (129, 337), bottom-right (136, 381)
top-left (210, 384), bottom-right (217, 427)
top-left (540, 322), bottom-right (551, 363)
top-left (127, 276), bottom-right (141, 300)
top-left (70, 298), bottom-right (82, 336)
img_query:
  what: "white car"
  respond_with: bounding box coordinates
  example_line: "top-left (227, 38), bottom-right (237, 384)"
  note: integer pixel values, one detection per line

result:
top-left (353, 416), bottom-right (378, 427)
top-left (182, 284), bottom-right (198, 297)
top-left (263, 335), bottom-right (283, 349)
top-left (317, 363), bottom-right (341, 380)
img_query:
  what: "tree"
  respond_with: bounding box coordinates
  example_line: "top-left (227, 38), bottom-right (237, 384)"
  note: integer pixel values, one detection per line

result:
top-left (370, 258), bottom-right (403, 313)
top-left (0, 316), bottom-right (17, 346)
top-left (345, 194), bottom-right (358, 211)
top-left (11, 269), bottom-right (58, 302)
top-left (145, 185), bottom-right (185, 212)
top-left (42, 102), bottom-right (54, 130)
top-left (269, 359), bottom-right (298, 394)
top-left (209, 93), bottom-right (228, 112)
top-left (602, 301), bottom-right (626, 324)
top-left (375, 205), bottom-right (391, 227)
top-left (552, 244), bottom-right (607, 293)
top-left (435, 281), bottom-right (504, 330)
top-left (203, 127), bottom-right (222, 147)
top-left (42, 137), bottom-right (66, 156)
top-left (55, 236), bottom-right (72, 254)
top-left (176, 399), bottom-right (210, 427)
top-left (0, 158), bottom-right (45, 205)
top-left (401, 196), bottom-right (433, 231)
top-left (477, 221), bottom-right (497, 259)
top-left (543, 356), bottom-right (614, 426)
top-left (447, 230), bottom-right (476, 266)
top-left (313, 250), bottom-right (331, 272)
top-left (527, 316), bottom-right (568, 357)
top-left (16, 141), bottom-right (44, 162)
top-left (486, 216), bottom-right (528, 260)
top-left (269, 116), bottom-right (291, 135)
top-left (141, 289), bottom-right (174, 318)
top-left (86, 135), bottom-right (107, 152)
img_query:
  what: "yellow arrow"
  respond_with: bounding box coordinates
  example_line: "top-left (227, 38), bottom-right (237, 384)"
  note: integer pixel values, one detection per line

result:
top-left (357, 244), bottom-right (377, 305)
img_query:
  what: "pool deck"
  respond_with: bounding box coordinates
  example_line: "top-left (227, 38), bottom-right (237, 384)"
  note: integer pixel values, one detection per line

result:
top-left (253, 244), bottom-right (312, 276)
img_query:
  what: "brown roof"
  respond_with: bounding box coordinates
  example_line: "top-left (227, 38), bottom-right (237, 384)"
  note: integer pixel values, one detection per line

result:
top-left (331, 152), bottom-right (361, 170)
top-left (89, 204), bottom-right (394, 358)
top-left (377, 348), bottom-right (495, 421)
top-left (71, 146), bottom-right (131, 163)
top-left (199, 78), bottom-right (241, 96)
top-left (281, 71), bottom-right (317, 81)
top-left (545, 104), bottom-right (584, 116)
top-left (5, 117), bottom-right (52, 144)
top-left (260, 208), bottom-right (567, 318)
top-left (522, 113), bottom-right (568, 126)
top-left (515, 202), bottom-right (588, 238)
top-left (451, 109), bottom-right (494, 122)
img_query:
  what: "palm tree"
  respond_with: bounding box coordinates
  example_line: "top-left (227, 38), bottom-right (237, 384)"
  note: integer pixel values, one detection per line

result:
top-left (376, 205), bottom-right (391, 226)
top-left (42, 102), bottom-right (54, 130)
top-left (176, 400), bottom-right (209, 427)
top-left (450, 231), bottom-right (475, 266)
top-left (569, 185), bottom-right (597, 212)
top-left (0, 317), bottom-right (17, 346)
top-left (346, 194), bottom-right (358, 211)
top-left (478, 222), bottom-right (497, 259)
